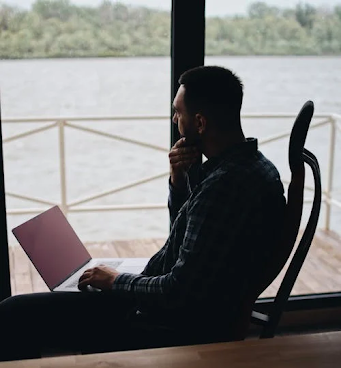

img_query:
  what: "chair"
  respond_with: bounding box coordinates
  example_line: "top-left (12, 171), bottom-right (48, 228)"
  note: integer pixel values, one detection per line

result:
top-left (234, 100), bottom-right (322, 340)
top-left (134, 101), bottom-right (322, 346)
top-left (45, 101), bottom-right (322, 357)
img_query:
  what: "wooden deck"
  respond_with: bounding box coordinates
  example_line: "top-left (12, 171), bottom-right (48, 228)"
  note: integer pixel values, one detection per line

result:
top-left (8, 229), bottom-right (341, 298)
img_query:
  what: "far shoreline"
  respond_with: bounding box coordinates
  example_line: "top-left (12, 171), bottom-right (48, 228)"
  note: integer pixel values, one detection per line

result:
top-left (1, 54), bottom-right (341, 62)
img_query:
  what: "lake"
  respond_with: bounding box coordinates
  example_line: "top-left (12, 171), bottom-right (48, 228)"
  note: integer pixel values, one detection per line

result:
top-left (0, 56), bottom-right (340, 244)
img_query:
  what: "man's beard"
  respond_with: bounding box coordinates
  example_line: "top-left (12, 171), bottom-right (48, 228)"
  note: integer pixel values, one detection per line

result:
top-left (182, 133), bottom-right (202, 150)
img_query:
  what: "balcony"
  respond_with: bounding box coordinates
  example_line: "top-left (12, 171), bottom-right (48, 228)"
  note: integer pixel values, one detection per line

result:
top-left (3, 113), bottom-right (341, 297)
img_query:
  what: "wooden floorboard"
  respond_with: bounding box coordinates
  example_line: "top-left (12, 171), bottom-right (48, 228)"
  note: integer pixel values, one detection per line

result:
top-left (8, 230), bottom-right (341, 297)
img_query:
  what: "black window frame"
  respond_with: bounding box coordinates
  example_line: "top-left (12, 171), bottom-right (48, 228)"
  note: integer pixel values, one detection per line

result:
top-left (0, 0), bottom-right (340, 332)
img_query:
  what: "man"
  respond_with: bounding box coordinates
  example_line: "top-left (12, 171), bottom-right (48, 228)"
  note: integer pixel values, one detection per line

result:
top-left (0, 66), bottom-right (285, 361)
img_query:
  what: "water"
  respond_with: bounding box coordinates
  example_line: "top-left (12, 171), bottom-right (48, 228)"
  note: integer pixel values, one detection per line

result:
top-left (1, 56), bottom-right (340, 245)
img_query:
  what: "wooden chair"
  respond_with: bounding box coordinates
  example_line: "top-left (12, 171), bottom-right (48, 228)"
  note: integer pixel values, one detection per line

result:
top-left (234, 100), bottom-right (322, 339)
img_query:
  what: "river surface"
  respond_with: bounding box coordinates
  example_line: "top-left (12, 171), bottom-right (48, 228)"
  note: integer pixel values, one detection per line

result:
top-left (1, 56), bottom-right (340, 244)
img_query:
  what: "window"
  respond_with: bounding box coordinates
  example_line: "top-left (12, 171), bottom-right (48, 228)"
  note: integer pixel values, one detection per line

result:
top-left (205, 0), bottom-right (341, 298)
top-left (0, 0), bottom-right (171, 295)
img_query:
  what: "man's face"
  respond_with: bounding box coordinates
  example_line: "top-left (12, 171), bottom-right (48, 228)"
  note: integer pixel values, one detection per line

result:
top-left (172, 85), bottom-right (199, 145)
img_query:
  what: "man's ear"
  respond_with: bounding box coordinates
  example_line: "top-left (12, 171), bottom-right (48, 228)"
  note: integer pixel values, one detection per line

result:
top-left (195, 113), bottom-right (207, 135)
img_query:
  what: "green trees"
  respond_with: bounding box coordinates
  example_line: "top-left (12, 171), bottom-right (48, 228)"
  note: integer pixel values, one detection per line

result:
top-left (295, 3), bottom-right (316, 30)
top-left (206, 2), bottom-right (341, 56)
top-left (32, 0), bottom-right (75, 21)
top-left (0, 0), bottom-right (340, 59)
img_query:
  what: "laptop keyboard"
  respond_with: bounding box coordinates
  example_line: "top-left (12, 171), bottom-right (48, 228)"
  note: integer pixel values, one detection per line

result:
top-left (94, 260), bottom-right (123, 269)
top-left (66, 260), bottom-right (123, 289)
top-left (68, 278), bottom-right (81, 288)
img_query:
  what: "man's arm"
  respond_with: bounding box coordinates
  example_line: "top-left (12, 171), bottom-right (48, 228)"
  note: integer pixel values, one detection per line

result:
top-left (168, 177), bottom-right (190, 225)
top-left (168, 138), bottom-right (200, 225)
top-left (112, 180), bottom-right (239, 308)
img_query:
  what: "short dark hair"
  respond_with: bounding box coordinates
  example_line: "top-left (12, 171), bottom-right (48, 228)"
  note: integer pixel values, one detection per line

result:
top-left (178, 66), bottom-right (243, 130)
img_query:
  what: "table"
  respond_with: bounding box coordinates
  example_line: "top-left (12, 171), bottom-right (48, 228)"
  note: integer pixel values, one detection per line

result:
top-left (1, 331), bottom-right (340, 368)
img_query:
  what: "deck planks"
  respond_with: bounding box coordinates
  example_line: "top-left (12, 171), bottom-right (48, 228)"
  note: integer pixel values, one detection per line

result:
top-left (8, 230), bottom-right (341, 297)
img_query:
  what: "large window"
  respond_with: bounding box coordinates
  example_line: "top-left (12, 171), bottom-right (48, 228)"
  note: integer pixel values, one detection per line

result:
top-left (0, 0), bottom-right (171, 295)
top-left (206, 0), bottom-right (341, 297)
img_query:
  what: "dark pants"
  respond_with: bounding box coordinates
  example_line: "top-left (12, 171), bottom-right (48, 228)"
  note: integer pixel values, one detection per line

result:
top-left (0, 291), bottom-right (172, 362)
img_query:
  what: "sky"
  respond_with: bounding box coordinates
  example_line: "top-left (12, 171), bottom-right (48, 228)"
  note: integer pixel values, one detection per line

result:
top-left (5, 0), bottom-right (341, 16)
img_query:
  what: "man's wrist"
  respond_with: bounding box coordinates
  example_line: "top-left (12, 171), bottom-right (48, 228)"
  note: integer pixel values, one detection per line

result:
top-left (112, 272), bottom-right (120, 285)
top-left (170, 172), bottom-right (188, 190)
top-left (111, 273), bottom-right (124, 290)
top-left (169, 176), bottom-right (188, 194)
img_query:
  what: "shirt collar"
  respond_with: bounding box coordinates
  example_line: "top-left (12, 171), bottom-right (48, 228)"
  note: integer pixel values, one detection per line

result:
top-left (200, 138), bottom-right (258, 178)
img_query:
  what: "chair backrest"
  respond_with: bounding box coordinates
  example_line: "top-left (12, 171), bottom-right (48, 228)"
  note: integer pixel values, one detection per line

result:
top-left (230, 100), bottom-right (322, 340)
top-left (258, 149), bottom-right (321, 338)
top-left (259, 100), bottom-right (316, 293)
top-left (257, 100), bottom-right (322, 338)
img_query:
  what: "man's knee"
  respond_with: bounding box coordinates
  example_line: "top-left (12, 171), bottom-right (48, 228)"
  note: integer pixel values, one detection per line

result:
top-left (0, 294), bottom-right (29, 314)
top-left (0, 293), bottom-right (53, 323)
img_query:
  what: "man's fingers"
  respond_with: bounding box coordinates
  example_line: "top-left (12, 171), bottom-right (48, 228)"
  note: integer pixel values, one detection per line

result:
top-left (169, 148), bottom-right (199, 161)
top-left (170, 159), bottom-right (199, 170)
top-left (78, 273), bottom-right (90, 284)
top-left (78, 276), bottom-right (91, 290)
top-left (169, 153), bottom-right (199, 164)
top-left (172, 137), bottom-right (187, 148)
top-left (172, 159), bottom-right (197, 170)
top-left (78, 269), bottom-right (92, 282)
top-left (172, 146), bottom-right (198, 154)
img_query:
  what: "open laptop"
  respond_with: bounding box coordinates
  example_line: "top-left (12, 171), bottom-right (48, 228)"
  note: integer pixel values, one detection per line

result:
top-left (12, 205), bottom-right (150, 292)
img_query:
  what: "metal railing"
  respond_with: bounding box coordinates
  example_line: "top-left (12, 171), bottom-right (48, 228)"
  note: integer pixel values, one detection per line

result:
top-left (2, 113), bottom-right (341, 231)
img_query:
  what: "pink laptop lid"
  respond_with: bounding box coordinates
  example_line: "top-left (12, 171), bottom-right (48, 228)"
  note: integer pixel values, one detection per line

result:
top-left (12, 206), bottom-right (91, 290)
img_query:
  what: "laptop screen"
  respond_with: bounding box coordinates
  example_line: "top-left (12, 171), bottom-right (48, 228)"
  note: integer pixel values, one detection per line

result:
top-left (12, 206), bottom-right (91, 290)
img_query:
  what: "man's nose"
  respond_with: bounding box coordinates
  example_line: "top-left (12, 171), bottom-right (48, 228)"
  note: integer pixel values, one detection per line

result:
top-left (172, 113), bottom-right (177, 124)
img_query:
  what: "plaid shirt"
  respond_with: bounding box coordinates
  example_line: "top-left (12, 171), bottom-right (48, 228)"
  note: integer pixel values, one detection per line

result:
top-left (113, 138), bottom-right (285, 328)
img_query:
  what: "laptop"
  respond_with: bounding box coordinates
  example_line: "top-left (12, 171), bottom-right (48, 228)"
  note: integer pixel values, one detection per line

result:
top-left (12, 205), bottom-right (150, 292)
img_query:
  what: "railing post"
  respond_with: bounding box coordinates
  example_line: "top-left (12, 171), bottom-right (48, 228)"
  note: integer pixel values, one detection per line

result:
top-left (58, 120), bottom-right (68, 217)
top-left (325, 117), bottom-right (336, 231)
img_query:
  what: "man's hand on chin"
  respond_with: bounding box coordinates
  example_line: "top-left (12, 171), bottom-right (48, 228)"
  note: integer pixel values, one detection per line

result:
top-left (78, 265), bottom-right (120, 291)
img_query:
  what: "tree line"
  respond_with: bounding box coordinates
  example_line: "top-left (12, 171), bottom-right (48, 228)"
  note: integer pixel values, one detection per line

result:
top-left (0, 0), bottom-right (341, 59)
